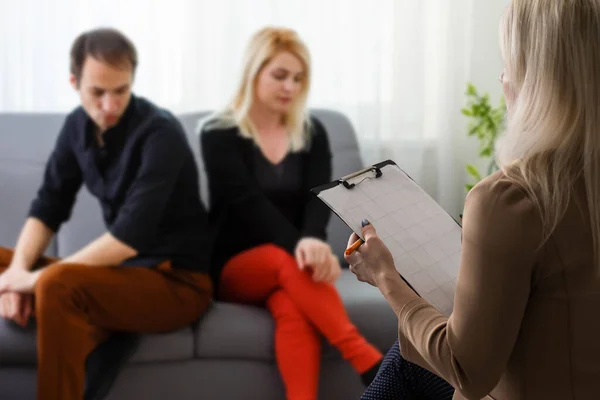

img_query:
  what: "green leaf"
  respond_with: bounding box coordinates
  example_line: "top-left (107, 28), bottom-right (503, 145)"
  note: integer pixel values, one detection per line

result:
top-left (466, 164), bottom-right (482, 180)
top-left (481, 146), bottom-right (493, 157)
top-left (475, 126), bottom-right (486, 139)
top-left (498, 96), bottom-right (506, 108)
top-left (466, 83), bottom-right (477, 96)
top-left (479, 148), bottom-right (492, 158)
top-left (462, 83), bottom-right (504, 192)
top-left (465, 183), bottom-right (474, 192)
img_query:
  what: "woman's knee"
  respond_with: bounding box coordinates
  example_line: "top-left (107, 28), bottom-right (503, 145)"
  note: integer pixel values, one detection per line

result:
top-left (226, 244), bottom-right (297, 272)
top-left (267, 291), bottom-right (307, 321)
top-left (249, 244), bottom-right (299, 277)
top-left (261, 244), bottom-right (297, 264)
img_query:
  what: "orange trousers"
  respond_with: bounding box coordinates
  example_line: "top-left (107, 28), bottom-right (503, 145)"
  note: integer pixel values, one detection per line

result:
top-left (0, 247), bottom-right (212, 400)
top-left (220, 244), bottom-right (383, 400)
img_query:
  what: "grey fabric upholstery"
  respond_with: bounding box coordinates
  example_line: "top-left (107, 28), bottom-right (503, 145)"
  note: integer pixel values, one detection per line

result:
top-left (175, 112), bottom-right (211, 207)
top-left (128, 328), bottom-right (195, 363)
top-left (196, 272), bottom-right (396, 362)
top-left (0, 319), bottom-right (194, 366)
top-left (0, 369), bottom-right (37, 400)
top-left (0, 109), bottom-right (398, 399)
top-left (0, 114), bottom-right (62, 256)
top-left (107, 361), bottom-right (287, 400)
top-left (0, 320), bottom-right (36, 366)
top-left (107, 359), bottom-right (367, 400)
top-left (57, 189), bottom-right (105, 258)
top-left (195, 302), bottom-right (275, 361)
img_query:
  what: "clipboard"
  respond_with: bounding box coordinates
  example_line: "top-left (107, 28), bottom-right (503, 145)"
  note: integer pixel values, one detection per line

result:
top-left (311, 160), bottom-right (461, 317)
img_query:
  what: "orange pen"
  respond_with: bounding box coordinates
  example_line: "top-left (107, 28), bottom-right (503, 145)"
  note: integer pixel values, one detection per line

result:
top-left (344, 238), bottom-right (365, 256)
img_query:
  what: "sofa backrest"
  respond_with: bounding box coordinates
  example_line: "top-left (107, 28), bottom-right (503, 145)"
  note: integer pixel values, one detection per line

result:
top-left (0, 114), bottom-right (65, 256)
top-left (0, 109), bottom-right (363, 262)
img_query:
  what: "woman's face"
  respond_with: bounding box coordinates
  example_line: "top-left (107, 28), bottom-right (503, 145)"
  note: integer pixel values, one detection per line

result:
top-left (254, 51), bottom-right (306, 114)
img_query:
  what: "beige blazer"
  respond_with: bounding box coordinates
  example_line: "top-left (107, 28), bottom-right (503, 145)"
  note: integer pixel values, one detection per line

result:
top-left (396, 171), bottom-right (600, 399)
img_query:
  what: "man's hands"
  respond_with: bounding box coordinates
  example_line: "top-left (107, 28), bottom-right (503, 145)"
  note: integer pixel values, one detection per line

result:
top-left (0, 217), bottom-right (54, 327)
top-left (0, 267), bottom-right (40, 295)
top-left (295, 238), bottom-right (341, 283)
top-left (0, 293), bottom-right (33, 328)
top-left (0, 266), bottom-right (42, 328)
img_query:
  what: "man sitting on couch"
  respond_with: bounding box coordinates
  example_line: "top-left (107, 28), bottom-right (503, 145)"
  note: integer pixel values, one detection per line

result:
top-left (0, 27), bottom-right (213, 400)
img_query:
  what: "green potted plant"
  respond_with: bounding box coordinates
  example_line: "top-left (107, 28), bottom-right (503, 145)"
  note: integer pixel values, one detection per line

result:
top-left (461, 83), bottom-right (506, 191)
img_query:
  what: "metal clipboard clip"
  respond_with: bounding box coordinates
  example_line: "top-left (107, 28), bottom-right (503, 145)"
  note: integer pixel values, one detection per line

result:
top-left (338, 165), bottom-right (383, 189)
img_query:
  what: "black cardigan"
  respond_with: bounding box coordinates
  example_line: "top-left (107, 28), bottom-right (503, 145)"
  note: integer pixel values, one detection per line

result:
top-left (200, 116), bottom-right (332, 283)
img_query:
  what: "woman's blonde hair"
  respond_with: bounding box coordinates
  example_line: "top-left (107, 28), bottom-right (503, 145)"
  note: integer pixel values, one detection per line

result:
top-left (210, 26), bottom-right (312, 151)
top-left (497, 0), bottom-right (600, 260)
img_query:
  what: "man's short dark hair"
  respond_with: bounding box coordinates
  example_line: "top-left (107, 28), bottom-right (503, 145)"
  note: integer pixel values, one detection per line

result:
top-left (70, 28), bottom-right (138, 83)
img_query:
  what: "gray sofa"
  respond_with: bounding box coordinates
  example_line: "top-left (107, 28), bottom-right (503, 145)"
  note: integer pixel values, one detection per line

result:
top-left (0, 109), bottom-right (398, 399)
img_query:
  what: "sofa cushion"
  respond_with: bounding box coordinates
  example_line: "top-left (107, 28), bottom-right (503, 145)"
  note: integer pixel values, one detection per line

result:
top-left (177, 112), bottom-right (211, 207)
top-left (0, 318), bottom-right (195, 366)
top-left (0, 113), bottom-right (62, 256)
top-left (0, 320), bottom-right (36, 366)
top-left (311, 109), bottom-right (361, 154)
top-left (195, 302), bottom-right (274, 360)
top-left (57, 188), bottom-right (105, 258)
top-left (333, 269), bottom-right (398, 352)
top-left (195, 270), bottom-right (397, 361)
top-left (128, 328), bottom-right (195, 363)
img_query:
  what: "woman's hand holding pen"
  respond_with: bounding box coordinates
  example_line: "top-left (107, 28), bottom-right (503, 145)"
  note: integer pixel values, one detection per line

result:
top-left (295, 238), bottom-right (341, 283)
top-left (345, 219), bottom-right (398, 287)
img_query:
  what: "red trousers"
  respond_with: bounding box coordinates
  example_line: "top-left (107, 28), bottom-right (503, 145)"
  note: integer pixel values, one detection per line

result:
top-left (220, 244), bottom-right (382, 400)
top-left (0, 247), bottom-right (212, 400)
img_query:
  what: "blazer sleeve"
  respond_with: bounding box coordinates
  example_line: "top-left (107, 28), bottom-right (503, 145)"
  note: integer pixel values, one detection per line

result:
top-left (300, 117), bottom-right (333, 239)
top-left (395, 173), bottom-right (540, 399)
top-left (200, 127), bottom-right (302, 254)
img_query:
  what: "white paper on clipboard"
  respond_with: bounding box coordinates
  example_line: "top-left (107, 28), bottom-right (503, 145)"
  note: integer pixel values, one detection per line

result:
top-left (312, 160), bottom-right (461, 317)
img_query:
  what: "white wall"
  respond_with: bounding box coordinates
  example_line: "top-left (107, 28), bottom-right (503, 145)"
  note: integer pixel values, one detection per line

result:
top-left (442, 0), bottom-right (506, 218)
top-left (469, 1), bottom-right (506, 96)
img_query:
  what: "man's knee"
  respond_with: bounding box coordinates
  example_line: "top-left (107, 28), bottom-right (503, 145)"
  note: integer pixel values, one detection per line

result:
top-left (0, 247), bottom-right (14, 267)
top-left (35, 263), bottom-right (83, 309)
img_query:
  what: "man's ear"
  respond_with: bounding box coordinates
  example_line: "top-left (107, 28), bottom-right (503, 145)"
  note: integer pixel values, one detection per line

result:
top-left (69, 74), bottom-right (78, 90)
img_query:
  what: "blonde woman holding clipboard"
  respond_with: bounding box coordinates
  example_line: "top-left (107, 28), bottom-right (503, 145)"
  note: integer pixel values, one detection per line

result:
top-left (348, 1), bottom-right (600, 399)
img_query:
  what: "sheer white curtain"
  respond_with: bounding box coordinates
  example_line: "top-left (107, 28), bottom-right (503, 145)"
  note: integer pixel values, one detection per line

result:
top-left (1, 0), bottom-right (476, 217)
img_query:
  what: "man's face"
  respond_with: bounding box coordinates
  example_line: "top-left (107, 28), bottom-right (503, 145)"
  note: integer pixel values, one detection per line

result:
top-left (71, 56), bottom-right (133, 132)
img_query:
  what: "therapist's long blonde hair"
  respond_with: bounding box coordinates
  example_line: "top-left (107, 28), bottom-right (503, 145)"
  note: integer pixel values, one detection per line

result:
top-left (497, 0), bottom-right (600, 262)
